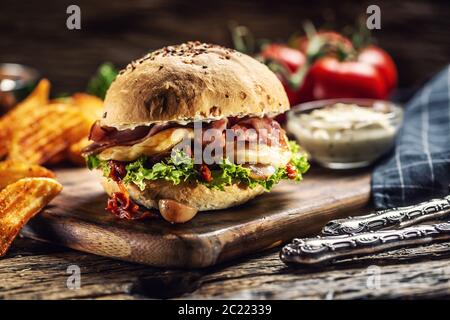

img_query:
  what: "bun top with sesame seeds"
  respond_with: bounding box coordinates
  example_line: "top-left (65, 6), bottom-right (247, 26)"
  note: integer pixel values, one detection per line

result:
top-left (100, 41), bottom-right (290, 130)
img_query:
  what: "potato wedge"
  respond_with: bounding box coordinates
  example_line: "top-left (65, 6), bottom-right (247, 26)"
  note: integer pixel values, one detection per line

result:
top-left (0, 177), bottom-right (62, 257)
top-left (0, 160), bottom-right (55, 190)
top-left (45, 151), bottom-right (67, 165)
top-left (67, 137), bottom-right (90, 166)
top-left (0, 129), bottom-right (8, 160)
top-left (5, 78), bottom-right (50, 120)
top-left (66, 94), bottom-right (102, 166)
top-left (72, 93), bottom-right (104, 123)
top-left (8, 104), bottom-right (91, 165)
top-left (0, 79), bottom-right (50, 159)
top-left (49, 96), bottom-right (73, 105)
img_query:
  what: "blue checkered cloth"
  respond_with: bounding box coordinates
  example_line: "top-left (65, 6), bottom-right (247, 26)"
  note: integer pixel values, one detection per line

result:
top-left (372, 65), bottom-right (450, 208)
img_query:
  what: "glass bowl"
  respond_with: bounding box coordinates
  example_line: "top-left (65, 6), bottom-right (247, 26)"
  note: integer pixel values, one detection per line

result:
top-left (287, 99), bottom-right (404, 169)
top-left (0, 63), bottom-right (40, 114)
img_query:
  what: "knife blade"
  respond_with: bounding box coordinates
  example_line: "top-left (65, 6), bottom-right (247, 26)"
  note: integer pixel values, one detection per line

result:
top-left (280, 221), bottom-right (450, 266)
top-left (322, 195), bottom-right (450, 236)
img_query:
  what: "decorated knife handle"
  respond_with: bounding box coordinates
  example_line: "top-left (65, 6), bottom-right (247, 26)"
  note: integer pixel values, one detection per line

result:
top-left (322, 195), bottom-right (450, 236)
top-left (281, 221), bottom-right (450, 266)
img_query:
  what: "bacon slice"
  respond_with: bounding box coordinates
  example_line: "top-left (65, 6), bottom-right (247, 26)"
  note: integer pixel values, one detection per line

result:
top-left (105, 160), bottom-right (156, 220)
top-left (230, 117), bottom-right (288, 148)
top-left (83, 116), bottom-right (287, 156)
top-left (196, 118), bottom-right (228, 152)
top-left (83, 122), bottom-right (175, 155)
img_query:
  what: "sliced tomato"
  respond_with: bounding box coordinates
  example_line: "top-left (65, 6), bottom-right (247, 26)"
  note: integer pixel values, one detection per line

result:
top-left (199, 164), bottom-right (212, 183)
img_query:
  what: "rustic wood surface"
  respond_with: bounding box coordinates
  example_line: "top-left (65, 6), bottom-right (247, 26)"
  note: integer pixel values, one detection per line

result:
top-left (2, 167), bottom-right (449, 299)
top-left (21, 167), bottom-right (370, 268)
top-left (2, 236), bottom-right (450, 299)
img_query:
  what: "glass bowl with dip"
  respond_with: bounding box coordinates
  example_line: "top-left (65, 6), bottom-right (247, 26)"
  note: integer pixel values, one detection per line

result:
top-left (287, 99), bottom-right (403, 169)
top-left (0, 63), bottom-right (40, 115)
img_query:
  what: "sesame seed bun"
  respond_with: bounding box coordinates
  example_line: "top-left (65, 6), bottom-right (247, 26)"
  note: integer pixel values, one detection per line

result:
top-left (101, 41), bottom-right (290, 130)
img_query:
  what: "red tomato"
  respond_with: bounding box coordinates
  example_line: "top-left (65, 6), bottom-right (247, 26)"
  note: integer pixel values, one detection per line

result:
top-left (281, 79), bottom-right (302, 106)
top-left (259, 37), bottom-right (398, 104)
top-left (199, 164), bottom-right (212, 183)
top-left (358, 45), bottom-right (397, 92)
top-left (274, 70), bottom-right (315, 106)
top-left (260, 44), bottom-right (310, 106)
top-left (285, 162), bottom-right (298, 180)
top-left (294, 31), bottom-right (397, 100)
top-left (309, 57), bottom-right (388, 100)
top-left (274, 75), bottom-right (308, 122)
top-left (296, 31), bottom-right (354, 55)
top-left (260, 43), bottom-right (306, 72)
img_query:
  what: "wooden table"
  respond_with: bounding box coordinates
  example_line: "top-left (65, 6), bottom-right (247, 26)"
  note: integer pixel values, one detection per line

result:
top-left (2, 234), bottom-right (450, 299)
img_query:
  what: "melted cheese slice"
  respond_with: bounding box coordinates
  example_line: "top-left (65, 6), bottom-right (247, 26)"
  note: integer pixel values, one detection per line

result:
top-left (233, 144), bottom-right (292, 168)
top-left (98, 127), bottom-right (194, 162)
top-left (98, 127), bottom-right (292, 168)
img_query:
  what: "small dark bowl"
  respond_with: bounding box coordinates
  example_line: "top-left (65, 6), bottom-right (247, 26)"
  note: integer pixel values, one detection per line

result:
top-left (0, 63), bottom-right (40, 114)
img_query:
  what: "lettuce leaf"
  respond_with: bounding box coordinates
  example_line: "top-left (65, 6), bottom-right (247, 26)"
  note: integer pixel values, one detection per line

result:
top-left (123, 150), bottom-right (197, 190)
top-left (87, 154), bottom-right (110, 177)
top-left (86, 141), bottom-right (309, 191)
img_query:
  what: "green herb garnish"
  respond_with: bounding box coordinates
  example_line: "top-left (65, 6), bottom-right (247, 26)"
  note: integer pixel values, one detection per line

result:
top-left (86, 63), bottom-right (118, 99)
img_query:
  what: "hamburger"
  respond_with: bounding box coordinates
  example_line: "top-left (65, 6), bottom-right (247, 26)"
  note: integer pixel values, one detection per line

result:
top-left (84, 42), bottom-right (309, 223)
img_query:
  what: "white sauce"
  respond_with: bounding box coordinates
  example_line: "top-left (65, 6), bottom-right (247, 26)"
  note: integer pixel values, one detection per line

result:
top-left (288, 103), bottom-right (399, 167)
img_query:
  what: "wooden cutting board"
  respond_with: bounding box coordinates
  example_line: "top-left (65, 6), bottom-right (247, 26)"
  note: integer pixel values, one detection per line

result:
top-left (22, 167), bottom-right (371, 268)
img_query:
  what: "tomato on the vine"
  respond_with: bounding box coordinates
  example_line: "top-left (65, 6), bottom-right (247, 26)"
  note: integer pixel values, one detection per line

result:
top-left (260, 44), bottom-right (311, 105)
top-left (258, 29), bottom-right (398, 106)
top-left (308, 56), bottom-right (389, 99)
top-left (358, 45), bottom-right (397, 93)
top-left (296, 31), bottom-right (354, 57)
top-left (260, 43), bottom-right (305, 72)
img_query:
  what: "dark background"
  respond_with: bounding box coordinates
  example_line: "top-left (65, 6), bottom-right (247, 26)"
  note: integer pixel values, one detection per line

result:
top-left (1, 0), bottom-right (449, 94)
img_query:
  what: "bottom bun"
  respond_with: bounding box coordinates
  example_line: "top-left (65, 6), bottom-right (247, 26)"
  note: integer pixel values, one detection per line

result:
top-left (100, 175), bottom-right (265, 211)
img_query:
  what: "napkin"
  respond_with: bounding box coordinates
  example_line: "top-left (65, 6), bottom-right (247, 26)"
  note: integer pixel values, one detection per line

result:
top-left (372, 65), bottom-right (450, 208)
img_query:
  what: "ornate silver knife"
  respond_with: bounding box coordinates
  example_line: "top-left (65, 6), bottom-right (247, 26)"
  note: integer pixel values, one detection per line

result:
top-left (322, 195), bottom-right (450, 236)
top-left (280, 221), bottom-right (450, 266)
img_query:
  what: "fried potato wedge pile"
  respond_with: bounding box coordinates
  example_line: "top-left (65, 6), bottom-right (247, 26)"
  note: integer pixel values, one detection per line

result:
top-left (71, 93), bottom-right (104, 123)
top-left (8, 104), bottom-right (91, 164)
top-left (0, 78), bottom-right (91, 256)
top-left (67, 137), bottom-right (91, 166)
top-left (0, 160), bottom-right (55, 190)
top-left (0, 161), bottom-right (62, 257)
top-left (0, 79), bottom-right (51, 159)
top-left (0, 79), bottom-right (103, 166)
